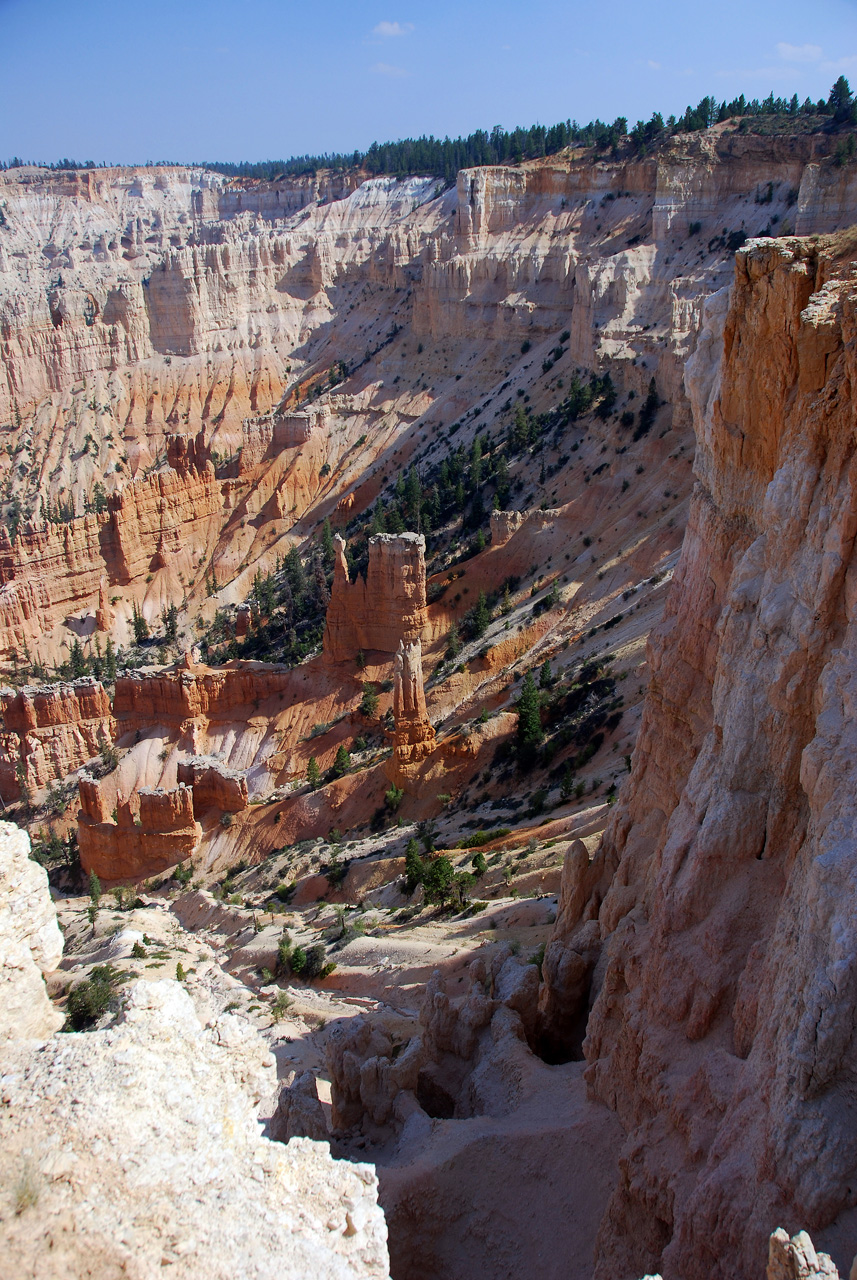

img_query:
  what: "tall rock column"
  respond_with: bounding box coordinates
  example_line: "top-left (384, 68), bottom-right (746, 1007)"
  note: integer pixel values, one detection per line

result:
top-left (387, 637), bottom-right (436, 788)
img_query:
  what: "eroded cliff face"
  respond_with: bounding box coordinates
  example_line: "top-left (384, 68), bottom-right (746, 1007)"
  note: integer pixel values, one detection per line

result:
top-left (3, 134), bottom-right (853, 670)
top-left (0, 677), bottom-right (114, 801)
top-left (540, 233), bottom-right (857, 1279)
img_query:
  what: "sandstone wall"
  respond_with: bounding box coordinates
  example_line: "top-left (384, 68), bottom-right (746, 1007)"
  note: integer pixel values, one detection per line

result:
top-left (78, 777), bottom-right (201, 882)
top-left (540, 236), bottom-right (857, 1280)
top-left (176, 755), bottom-right (249, 816)
top-left (113, 658), bottom-right (294, 731)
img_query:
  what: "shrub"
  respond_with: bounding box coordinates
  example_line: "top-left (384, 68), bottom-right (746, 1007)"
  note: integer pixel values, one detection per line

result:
top-left (359, 683), bottom-right (379, 717)
top-left (275, 882), bottom-right (295, 904)
top-left (131, 940), bottom-right (147, 959)
top-left (66, 964), bottom-right (121, 1029)
top-left (422, 855), bottom-right (455, 906)
top-left (456, 828), bottom-right (510, 848)
top-left (471, 851), bottom-right (487, 876)
top-left (277, 932), bottom-right (292, 973)
top-left (383, 784), bottom-right (404, 814)
top-left (405, 837), bottom-right (425, 892)
top-left (173, 861), bottom-right (193, 886)
top-left (271, 991), bottom-right (293, 1022)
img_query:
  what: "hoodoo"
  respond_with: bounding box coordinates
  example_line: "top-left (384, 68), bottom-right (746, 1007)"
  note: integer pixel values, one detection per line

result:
top-left (387, 637), bottom-right (436, 788)
top-left (323, 533), bottom-right (428, 663)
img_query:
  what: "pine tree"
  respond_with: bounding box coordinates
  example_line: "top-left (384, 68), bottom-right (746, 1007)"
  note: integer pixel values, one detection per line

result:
top-left (132, 604), bottom-right (149, 644)
top-left (471, 591), bottom-right (491, 639)
top-left (360, 683), bottom-right (379, 717)
top-left (307, 756), bottom-right (321, 788)
top-left (105, 638), bottom-right (117, 682)
top-left (70, 639), bottom-right (87, 678)
top-left (516, 670), bottom-right (544, 766)
top-left (446, 622), bottom-right (461, 658)
top-left (332, 744), bottom-right (351, 778)
top-left (539, 659), bottom-right (553, 689)
top-left (371, 498), bottom-right (386, 535)
top-left (404, 838), bottom-right (425, 893)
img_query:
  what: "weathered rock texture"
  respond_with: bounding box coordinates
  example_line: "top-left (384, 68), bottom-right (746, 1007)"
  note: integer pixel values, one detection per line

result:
top-left (540, 234), bottom-right (857, 1280)
top-left (176, 755), bottom-right (249, 815)
top-left (7, 137), bottom-right (849, 667)
top-left (0, 822), bottom-right (63, 1041)
top-left (324, 534), bottom-right (428, 662)
top-left (327, 947), bottom-right (541, 1135)
top-left (78, 776), bottom-right (201, 882)
top-left (0, 677), bottom-right (114, 801)
top-left (386, 638), bottom-right (435, 787)
top-left (0, 979), bottom-right (389, 1279)
top-left (767, 1230), bottom-right (843, 1280)
top-left (270, 1069), bottom-right (329, 1143)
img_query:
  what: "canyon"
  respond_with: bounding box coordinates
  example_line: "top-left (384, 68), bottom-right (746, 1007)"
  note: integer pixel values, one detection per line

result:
top-left (3, 119), bottom-right (857, 1280)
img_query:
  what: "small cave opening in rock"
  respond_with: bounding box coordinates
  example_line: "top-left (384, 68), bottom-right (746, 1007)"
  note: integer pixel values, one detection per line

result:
top-left (531, 1005), bottom-right (590, 1066)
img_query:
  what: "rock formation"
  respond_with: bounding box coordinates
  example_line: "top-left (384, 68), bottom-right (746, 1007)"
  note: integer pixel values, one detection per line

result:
top-left (113, 659), bottom-right (293, 735)
top-left (327, 947), bottom-right (541, 1135)
top-left (0, 822), bottom-right (63, 1041)
top-left (270, 1070), bottom-right (330, 1143)
top-left (323, 534), bottom-right (428, 663)
top-left (78, 777), bottom-right (201, 882)
top-left (767, 1231), bottom-right (843, 1280)
top-left (0, 978), bottom-right (389, 1279)
top-left (0, 677), bottom-right (114, 801)
top-left (537, 235), bottom-right (857, 1279)
top-left (176, 755), bottom-right (249, 816)
top-left (386, 637), bottom-right (435, 787)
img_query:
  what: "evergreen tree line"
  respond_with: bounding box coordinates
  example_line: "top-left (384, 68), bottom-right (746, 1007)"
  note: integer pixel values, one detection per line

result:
top-left (198, 78), bottom-right (857, 183)
top-left (7, 78), bottom-right (857, 180)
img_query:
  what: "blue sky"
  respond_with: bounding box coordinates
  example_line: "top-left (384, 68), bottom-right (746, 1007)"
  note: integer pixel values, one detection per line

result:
top-left (2, 0), bottom-right (856, 163)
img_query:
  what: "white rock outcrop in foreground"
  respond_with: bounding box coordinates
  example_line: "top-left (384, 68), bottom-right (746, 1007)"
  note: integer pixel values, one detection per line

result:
top-left (0, 821), bottom-right (63, 1041)
top-left (0, 977), bottom-right (389, 1279)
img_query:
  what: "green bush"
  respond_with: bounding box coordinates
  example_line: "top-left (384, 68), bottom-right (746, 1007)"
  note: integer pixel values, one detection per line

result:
top-left (65, 964), bottom-right (121, 1030)
top-left (423, 855), bottom-right (455, 907)
top-left (405, 837), bottom-right (425, 893)
top-left (455, 828), bottom-right (510, 848)
top-left (385, 784), bottom-right (404, 812)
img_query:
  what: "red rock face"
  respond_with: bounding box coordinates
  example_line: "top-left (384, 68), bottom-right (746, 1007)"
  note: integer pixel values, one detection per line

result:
top-left (0, 678), bottom-right (114, 801)
top-left (112, 660), bottom-right (294, 733)
top-left (78, 776), bottom-right (200, 882)
top-left (323, 533), bottom-right (428, 663)
top-left (540, 239), bottom-right (857, 1280)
